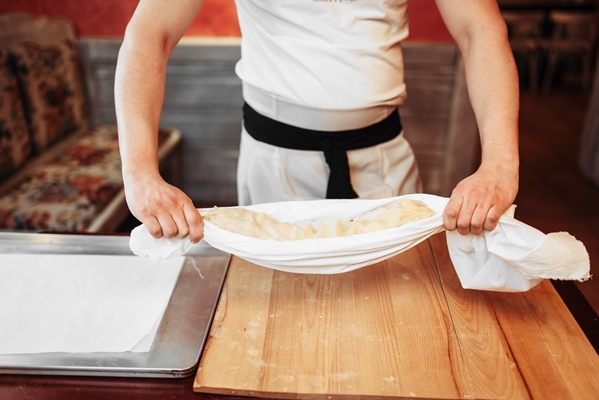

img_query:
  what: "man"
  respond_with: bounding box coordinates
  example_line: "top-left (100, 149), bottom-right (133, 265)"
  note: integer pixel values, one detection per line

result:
top-left (115, 0), bottom-right (519, 244)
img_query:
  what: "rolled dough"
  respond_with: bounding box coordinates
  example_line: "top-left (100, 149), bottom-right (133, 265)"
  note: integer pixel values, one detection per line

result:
top-left (202, 199), bottom-right (434, 241)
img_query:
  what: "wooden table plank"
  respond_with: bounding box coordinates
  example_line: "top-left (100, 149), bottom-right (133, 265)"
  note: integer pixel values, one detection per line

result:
top-left (429, 233), bottom-right (532, 399)
top-left (431, 232), bottom-right (599, 400)
top-left (194, 241), bottom-right (473, 398)
top-left (196, 259), bottom-right (275, 394)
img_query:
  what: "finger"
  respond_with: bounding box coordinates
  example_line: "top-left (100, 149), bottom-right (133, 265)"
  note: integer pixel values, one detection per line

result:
top-left (171, 205), bottom-right (190, 240)
top-left (455, 199), bottom-right (478, 236)
top-left (183, 203), bottom-right (204, 243)
top-left (143, 215), bottom-right (163, 239)
top-left (483, 205), bottom-right (502, 232)
top-left (443, 195), bottom-right (462, 231)
top-left (469, 204), bottom-right (488, 235)
top-left (156, 214), bottom-right (178, 239)
top-left (443, 194), bottom-right (463, 231)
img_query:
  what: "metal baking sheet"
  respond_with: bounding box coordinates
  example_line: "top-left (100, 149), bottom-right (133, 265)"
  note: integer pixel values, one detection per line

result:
top-left (0, 232), bottom-right (230, 378)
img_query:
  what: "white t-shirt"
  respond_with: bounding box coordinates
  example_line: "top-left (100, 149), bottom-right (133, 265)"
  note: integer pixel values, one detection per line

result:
top-left (234, 0), bottom-right (410, 114)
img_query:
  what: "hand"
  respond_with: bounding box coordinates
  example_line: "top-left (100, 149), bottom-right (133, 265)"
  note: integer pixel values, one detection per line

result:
top-left (443, 163), bottom-right (518, 235)
top-left (124, 173), bottom-right (204, 243)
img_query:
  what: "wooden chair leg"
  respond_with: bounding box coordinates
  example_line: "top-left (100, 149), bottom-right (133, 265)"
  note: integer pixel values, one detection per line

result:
top-left (529, 52), bottom-right (540, 93)
top-left (582, 53), bottom-right (592, 91)
top-left (543, 51), bottom-right (560, 93)
top-left (170, 151), bottom-right (182, 188)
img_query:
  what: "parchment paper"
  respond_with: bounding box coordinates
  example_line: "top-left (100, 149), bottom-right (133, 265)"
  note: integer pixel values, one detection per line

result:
top-left (0, 254), bottom-right (183, 354)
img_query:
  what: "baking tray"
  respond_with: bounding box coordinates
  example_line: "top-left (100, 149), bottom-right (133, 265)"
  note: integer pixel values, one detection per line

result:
top-left (0, 232), bottom-right (230, 378)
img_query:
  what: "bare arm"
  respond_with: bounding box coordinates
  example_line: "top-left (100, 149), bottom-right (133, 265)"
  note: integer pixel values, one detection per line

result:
top-left (435, 0), bottom-right (520, 235)
top-left (115, 0), bottom-right (205, 242)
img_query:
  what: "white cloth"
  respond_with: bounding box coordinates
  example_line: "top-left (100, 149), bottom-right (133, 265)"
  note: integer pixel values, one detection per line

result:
top-left (237, 127), bottom-right (422, 206)
top-left (129, 194), bottom-right (590, 292)
top-left (234, 0), bottom-right (410, 128)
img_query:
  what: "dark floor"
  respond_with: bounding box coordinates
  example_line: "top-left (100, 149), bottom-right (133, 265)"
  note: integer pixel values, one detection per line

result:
top-left (515, 88), bottom-right (599, 316)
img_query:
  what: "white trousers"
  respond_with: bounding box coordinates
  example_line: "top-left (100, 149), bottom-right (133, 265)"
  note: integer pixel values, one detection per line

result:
top-left (236, 126), bottom-right (422, 206)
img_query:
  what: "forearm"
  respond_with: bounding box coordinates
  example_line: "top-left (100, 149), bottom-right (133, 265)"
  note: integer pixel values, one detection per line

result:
top-left (114, 0), bottom-right (204, 183)
top-left (436, 0), bottom-right (520, 172)
top-left (115, 32), bottom-right (168, 182)
top-left (460, 24), bottom-right (520, 173)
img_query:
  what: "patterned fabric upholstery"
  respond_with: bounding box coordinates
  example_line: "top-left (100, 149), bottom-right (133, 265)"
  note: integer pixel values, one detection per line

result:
top-left (10, 38), bottom-right (88, 154)
top-left (0, 49), bottom-right (31, 181)
top-left (0, 15), bottom-right (181, 233)
top-left (0, 125), bottom-right (122, 232)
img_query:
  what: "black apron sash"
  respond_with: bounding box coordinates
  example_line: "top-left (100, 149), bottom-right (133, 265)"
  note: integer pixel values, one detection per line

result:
top-left (242, 102), bottom-right (402, 199)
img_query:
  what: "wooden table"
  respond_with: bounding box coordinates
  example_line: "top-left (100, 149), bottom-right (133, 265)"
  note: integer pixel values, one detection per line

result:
top-left (1, 233), bottom-right (598, 399)
top-left (194, 232), bottom-right (599, 399)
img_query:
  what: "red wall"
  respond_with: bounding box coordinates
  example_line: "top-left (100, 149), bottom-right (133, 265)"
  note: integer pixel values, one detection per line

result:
top-left (0, 0), bottom-right (452, 41)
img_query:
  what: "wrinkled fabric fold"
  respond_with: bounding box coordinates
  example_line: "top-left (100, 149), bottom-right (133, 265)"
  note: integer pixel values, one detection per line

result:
top-left (129, 194), bottom-right (590, 292)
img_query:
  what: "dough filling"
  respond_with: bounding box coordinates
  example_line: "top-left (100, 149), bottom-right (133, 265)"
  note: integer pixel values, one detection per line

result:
top-left (202, 199), bottom-right (434, 241)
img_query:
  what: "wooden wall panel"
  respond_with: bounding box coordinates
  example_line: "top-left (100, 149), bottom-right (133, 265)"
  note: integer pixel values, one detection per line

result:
top-left (79, 39), bottom-right (477, 206)
top-left (80, 38), bottom-right (243, 206)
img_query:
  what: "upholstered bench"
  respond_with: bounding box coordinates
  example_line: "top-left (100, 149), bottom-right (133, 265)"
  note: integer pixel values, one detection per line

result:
top-left (0, 14), bottom-right (181, 232)
top-left (0, 125), bottom-right (181, 232)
